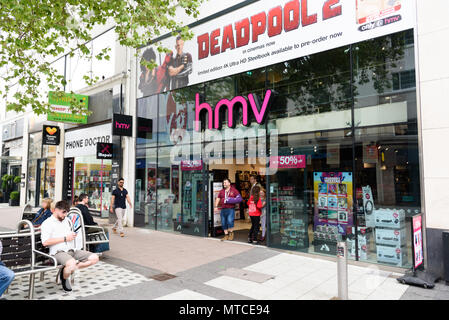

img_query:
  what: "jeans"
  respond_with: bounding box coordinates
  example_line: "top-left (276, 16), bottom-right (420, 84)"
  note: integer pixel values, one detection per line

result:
top-left (249, 216), bottom-right (261, 241)
top-left (220, 208), bottom-right (235, 231)
top-left (0, 263), bottom-right (15, 297)
top-left (261, 214), bottom-right (266, 237)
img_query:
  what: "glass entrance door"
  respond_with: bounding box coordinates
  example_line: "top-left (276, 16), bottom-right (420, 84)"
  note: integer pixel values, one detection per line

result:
top-left (35, 158), bottom-right (56, 207)
top-left (180, 163), bottom-right (208, 237)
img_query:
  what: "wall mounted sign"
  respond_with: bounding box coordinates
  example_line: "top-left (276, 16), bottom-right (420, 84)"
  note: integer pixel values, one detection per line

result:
top-left (42, 125), bottom-right (61, 145)
top-left (113, 114), bottom-right (133, 137)
top-left (64, 123), bottom-right (112, 158)
top-left (195, 89), bottom-right (272, 131)
top-left (137, 0), bottom-right (416, 98)
top-left (48, 91), bottom-right (88, 124)
top-left (97, 142), bottom-right (114, 160)
top-left (137, 117), bottom-right (153, 139)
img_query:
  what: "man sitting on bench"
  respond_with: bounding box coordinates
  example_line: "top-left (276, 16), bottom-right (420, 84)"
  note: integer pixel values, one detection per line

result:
top-left (40, 200), bottom-right (99, 292)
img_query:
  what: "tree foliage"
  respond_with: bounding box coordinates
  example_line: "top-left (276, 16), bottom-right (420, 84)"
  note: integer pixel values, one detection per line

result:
top-left (0, 0), bottom-right (204, 115)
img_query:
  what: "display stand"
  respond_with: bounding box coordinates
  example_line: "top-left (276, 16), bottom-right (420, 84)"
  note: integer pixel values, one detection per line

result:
top-left (397, 213), bottom-right (438, 289)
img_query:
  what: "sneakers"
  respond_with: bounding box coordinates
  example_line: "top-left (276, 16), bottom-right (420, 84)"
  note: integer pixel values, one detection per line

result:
top-left (247, 238), bottom-right (253, 244)
top-left (120, 232), bottom-right (125, 237)
top-left (112, 228), bottom-right (117, 234)
top-left (60, 267), bottom-right (72, 292)
top-left (228, 231), bottom-right (234, 241)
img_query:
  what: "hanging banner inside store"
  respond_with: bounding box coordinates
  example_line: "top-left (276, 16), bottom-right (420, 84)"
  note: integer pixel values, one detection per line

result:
top-left (42, 125), bottom-right (61, 146)
top-left (48, 91), bottom-right (88, 124)
top-left (181, 160), bottom-right (203, 171)
top-left (270, 155), bottom-right (306, 169)
top-left (313, 172), bottom-right (353, 236)
top-left (412, 214), bottom-right (424, 270)
top-left (64, 123), bottom-right (112, 158)
top-left (97, 142), bottom-right (114, 159)
top-left (113, 114), bottom-right (133, 137)
top-left (137, 0), bottom-right (416, 98)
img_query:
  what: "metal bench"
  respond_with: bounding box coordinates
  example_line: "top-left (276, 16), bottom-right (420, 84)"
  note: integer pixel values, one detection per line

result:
top-left (21, 204), bottom-right (37, 221)
top-left (0, 220), bottom-right (58, 299)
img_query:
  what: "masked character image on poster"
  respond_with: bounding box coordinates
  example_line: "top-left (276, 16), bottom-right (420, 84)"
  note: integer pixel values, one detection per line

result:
top-left (138, 47), bottom-right (171, 97)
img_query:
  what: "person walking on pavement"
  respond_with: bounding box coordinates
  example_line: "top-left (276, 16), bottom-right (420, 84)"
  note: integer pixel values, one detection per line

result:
top-left (0, 240), bottom-right (15, 299)
top-left (110, 178), bottom-right (132, 237)
top-left (215, 178), bottom-right (242, 241)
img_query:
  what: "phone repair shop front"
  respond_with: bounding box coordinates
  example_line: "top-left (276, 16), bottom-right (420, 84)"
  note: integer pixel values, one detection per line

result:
top-left (63, 122), bottom-right (113, 217)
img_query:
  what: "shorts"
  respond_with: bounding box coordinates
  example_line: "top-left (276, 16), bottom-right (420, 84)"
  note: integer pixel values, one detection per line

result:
top-left (54, 250), bottom-right (93, 266)
top-left (220, 208), bottom-right (235, 230)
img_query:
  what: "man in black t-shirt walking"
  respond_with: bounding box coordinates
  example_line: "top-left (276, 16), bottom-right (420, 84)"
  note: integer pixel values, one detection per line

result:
top-left (110, 178), bottom-right (132, 237)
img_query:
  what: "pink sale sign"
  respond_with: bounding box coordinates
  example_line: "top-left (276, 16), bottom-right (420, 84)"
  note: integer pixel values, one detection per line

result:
top-left (270, 155), bottom-right (306, 169)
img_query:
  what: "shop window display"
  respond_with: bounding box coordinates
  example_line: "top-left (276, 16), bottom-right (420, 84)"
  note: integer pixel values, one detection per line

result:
top-left (73, 156), bottom-right (112, 215)
top-left (352, 30), bottom-right (417, 268)
top-left (268, 131), bottom-right (354, 255)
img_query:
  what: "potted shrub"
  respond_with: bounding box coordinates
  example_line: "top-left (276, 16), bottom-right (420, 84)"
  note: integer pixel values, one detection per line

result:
top-left (9, 191), bottom-right (20, 206)
top-left (1, 174), bottom-right (14, 203)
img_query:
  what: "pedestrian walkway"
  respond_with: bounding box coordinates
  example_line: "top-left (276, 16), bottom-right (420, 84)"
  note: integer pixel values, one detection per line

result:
top-left (1, 219), bottom-right (448, 300)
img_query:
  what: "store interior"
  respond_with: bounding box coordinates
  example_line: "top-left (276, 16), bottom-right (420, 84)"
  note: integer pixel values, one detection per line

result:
top-left (208, 158), bottom-right (267, 244)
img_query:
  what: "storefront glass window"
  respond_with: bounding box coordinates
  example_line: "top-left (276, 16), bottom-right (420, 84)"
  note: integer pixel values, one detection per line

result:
top-left (135, 148), bottom-right (157, 229)
top-left (267, 46), bottom-right (352, 134)
top-left (156, 147), bottom-right (180, 232)
top-left (27, 132), bottom-right (56, 206)
top-left (352, 29), bottom-right (417, 268)
top-left (136, 95), bottom-right (158, 148)
top-left (73, 156), bottom-right (112, 213)
top-left (268, 131), bottom-right (354, 255)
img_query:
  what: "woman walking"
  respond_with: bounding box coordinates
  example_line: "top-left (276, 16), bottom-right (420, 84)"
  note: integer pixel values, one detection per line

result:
top-left (247, 186), bottom-right (263, 244)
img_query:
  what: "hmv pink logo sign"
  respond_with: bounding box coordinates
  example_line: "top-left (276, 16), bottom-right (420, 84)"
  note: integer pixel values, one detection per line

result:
top-left (195, 90), bottom-right (273, 131)
top-left (115, 122), bottom-right (130, 130)
top-left (112, 114), bottom-right (133, 137)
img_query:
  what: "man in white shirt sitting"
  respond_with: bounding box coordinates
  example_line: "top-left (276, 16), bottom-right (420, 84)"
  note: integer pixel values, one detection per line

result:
top-left (40, 200), bottom-right (99, 292)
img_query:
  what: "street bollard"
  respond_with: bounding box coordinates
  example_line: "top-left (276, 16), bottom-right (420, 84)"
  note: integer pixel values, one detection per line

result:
top-left (337, 241), bottom-right (348, 300)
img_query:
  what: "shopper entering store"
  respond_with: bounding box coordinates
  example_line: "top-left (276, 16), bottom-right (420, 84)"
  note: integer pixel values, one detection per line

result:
top-left (110, 178), bottom-right (132, 237)
top-left (247, 186), bottom-right (263, 244)
top-left (215, 178), bottom-right (242, 241)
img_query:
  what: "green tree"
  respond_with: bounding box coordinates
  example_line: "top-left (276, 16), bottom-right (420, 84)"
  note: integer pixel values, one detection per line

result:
top-left (0, 0), bottom-right (205, 115)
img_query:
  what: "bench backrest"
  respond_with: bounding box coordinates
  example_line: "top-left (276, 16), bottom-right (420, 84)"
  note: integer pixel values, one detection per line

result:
top-left (67, 207), bottom-right (86, 251)
top-left (0, 220), bottom-right (35, 270)
top-left (22, 203), bottom-right (35, 221)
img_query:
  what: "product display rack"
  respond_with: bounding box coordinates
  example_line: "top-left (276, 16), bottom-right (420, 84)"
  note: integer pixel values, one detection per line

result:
top-left (74, 170), bottom-right (111, 211)
top-left (271, 184), bottom-right (308, 249)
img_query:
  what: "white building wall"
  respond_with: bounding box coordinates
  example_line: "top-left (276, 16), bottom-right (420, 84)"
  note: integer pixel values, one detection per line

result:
top-left (416, 0), bottom-right (449, 230)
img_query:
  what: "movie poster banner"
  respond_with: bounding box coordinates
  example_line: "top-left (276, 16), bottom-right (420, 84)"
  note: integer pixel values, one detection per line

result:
top-left (137, 0), bottom-right (416, 98)
top-left (313, 172), bottom-right (353, 236)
